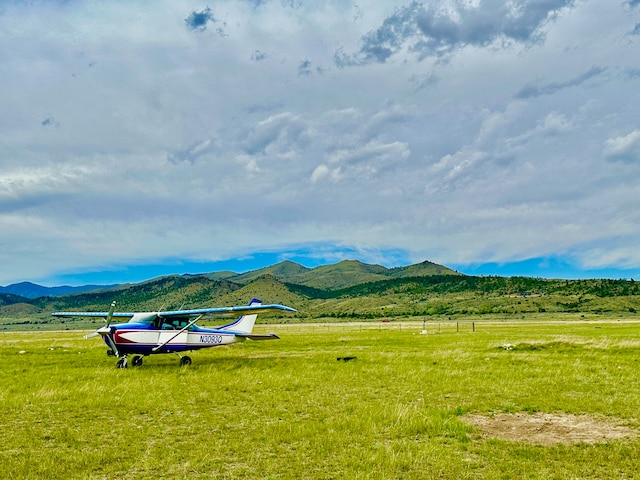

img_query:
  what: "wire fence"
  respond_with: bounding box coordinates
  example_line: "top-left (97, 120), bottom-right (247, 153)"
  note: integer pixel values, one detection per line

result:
top-left (254, 317), bottom-right (640, 335)
top-left (254, 321), bottom-right (476, 335)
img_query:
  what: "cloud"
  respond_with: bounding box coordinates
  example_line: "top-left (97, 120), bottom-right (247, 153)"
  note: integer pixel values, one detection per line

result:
top-left (1, 0), bottom-right (640, 284)
top-left (336, 0), bottom-right (576, 66)
top-left (500, 112), bottom-right (573, 154)
top-left (604, 130), bottom-right (640, 163)
top-left (242, 113), bottom-right (309, 156)
top-left (515, 66), bottom-right (606, 99)
top-left (167, 139), bottom-right (215, 165)
top-left (310, 164), bottom-right (332, 183)
top-left (409, 72), bottom-right (439, 91)
top-left (0, 164), bottom-right (95, 215)
top-left (320, 140), bottom-right (411, 179)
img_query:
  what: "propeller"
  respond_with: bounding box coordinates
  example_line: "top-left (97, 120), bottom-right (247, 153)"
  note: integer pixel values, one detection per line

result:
top-left (84, 301), bottom-right (121, 357)
top-left (83, 301), bottom-right (117, 339)
top-left (105, 301), bottom-right (116, 326)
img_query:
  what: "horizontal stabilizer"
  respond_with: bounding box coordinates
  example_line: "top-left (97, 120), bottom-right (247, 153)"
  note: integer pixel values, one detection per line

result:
top-left (235, 333), bottom-right (280, 341)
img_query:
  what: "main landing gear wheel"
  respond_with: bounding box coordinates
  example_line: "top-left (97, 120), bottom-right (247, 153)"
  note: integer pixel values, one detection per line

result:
top-left (116, 357), bottom-right (128, 369)
top-left (180, 356), bottom-right (192, 367)
top-left (132, 356), bottom-right (143, 367)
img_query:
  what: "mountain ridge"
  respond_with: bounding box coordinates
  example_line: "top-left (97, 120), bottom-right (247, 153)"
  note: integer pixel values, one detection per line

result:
top-left (2, 259), bottom-right (458, 298)
top-left (0, 281), bottom-right (118, 299)
top-left (1, 259), bottom-right (639, 326)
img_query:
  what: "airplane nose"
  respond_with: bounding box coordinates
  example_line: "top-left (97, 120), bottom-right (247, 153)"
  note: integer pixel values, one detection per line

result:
top-left (83, 325), bottom-right (111, 339)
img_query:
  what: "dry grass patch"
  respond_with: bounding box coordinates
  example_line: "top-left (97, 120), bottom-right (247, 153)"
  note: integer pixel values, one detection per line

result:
top-left (463, 412), bottom-right (637, 445)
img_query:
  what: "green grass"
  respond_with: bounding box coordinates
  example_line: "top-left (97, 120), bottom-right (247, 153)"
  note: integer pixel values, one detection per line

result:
top-left (2, 320), bottom-right (640, 479)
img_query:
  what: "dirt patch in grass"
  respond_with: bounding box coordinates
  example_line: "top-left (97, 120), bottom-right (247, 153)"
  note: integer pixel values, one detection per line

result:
top-left (463, 412), bottom-right (637, 445)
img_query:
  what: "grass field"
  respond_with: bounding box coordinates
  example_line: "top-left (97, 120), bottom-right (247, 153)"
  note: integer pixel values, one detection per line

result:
top-left (2, 319), bottom-right (640, 479)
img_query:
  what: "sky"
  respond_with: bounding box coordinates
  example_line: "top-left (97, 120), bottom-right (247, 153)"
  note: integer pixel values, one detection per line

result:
top-left (1, 0), bottom-right (640, 286)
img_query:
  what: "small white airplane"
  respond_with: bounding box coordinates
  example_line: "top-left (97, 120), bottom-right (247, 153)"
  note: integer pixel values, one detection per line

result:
top-left (51, 298), bottom-right (296, 368)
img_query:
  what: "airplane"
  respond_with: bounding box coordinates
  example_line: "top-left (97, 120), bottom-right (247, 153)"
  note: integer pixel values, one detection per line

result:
top-left (51, 298), bottom-right (296, 368)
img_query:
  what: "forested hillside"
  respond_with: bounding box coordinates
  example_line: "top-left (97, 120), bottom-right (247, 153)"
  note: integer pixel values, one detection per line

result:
top-left (1, 260), bottom-right (638, 330)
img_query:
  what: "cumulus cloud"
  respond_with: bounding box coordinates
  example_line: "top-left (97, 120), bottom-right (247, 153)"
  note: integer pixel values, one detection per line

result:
top-left (604, 130), bottom-right (640, 163)
top-left (336, 0), bottom-right (576, 66)
top-left (310, 164), bottom-right (333, 183)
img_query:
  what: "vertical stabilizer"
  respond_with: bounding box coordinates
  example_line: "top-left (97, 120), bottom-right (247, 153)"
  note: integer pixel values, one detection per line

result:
top-left (218, 298), bottom-right (262, 334)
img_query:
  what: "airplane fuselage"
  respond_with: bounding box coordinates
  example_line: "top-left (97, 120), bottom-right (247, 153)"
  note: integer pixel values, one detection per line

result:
top-left (105, 322), bottom-right (245, 355)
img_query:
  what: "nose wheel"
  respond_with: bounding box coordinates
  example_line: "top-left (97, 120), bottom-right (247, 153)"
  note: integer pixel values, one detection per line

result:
top-left (179, 355), bottom-right (192, 367)
top-left (132, 355), bottom-right (143, 367)
top-left (116, 356), bottom-right (128, 369)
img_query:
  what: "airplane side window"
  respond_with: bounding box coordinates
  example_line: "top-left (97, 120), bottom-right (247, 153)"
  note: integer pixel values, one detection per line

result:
top-left (160, 318), bottom-right (195, 330)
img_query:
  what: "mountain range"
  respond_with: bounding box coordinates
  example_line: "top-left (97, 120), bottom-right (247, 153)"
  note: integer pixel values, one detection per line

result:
top-left (0, 282), bottom-right (117, 299)
top-left (1, 259), bottom-right (639, 326)
top-left (0, 260), bottom-right (458, 299)
top-left (1, 259), bottom-right (461, 318)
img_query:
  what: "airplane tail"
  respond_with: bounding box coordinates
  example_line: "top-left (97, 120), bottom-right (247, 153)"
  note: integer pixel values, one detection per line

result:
top-left (218, 298), bottom-right (262, 334)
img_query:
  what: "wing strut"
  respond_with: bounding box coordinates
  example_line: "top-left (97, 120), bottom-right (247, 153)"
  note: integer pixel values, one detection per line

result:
top-left (152, 314), bottom-right (204, 353)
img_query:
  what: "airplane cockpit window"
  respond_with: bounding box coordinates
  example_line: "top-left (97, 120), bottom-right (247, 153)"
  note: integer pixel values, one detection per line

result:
top-left (160, 318), bottom-right (197, 330)
top-left (162, 319), bottom-right (177, 330)
top-left (178, 320), bottom-right (197, 331)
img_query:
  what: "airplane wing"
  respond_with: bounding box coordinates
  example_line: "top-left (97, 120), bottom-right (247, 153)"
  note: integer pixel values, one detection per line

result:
top-left (52, 300), bottom-right (296, 320)
top-left (51, 311), bottom-right (135, 318)
top-left (157, 303), bottom-right (296, 318)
